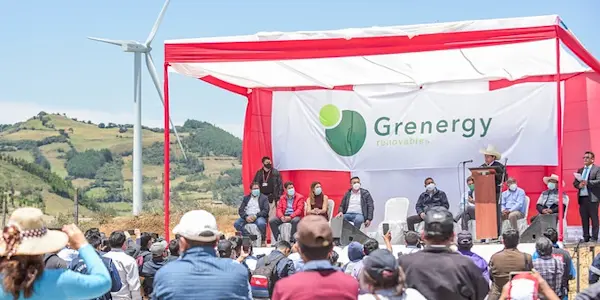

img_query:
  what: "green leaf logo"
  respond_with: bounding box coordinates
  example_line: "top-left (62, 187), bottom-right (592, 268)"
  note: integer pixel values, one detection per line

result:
top-left (319, 104), bottom-right (367, 157)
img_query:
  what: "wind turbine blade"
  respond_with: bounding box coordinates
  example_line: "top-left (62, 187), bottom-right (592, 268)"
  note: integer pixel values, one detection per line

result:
top-left (145, 0), bottom-right (171, 46)
top-left (145, 52), bottom-right (188, 161)
top-left (87, 37), bottom-right (127, 46)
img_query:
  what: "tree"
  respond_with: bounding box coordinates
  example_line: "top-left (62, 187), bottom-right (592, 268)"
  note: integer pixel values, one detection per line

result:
top-left (66, 149), bottom-right (113, 179)
top-left (118, 127), bottom-right (128, 133)
top-left (98, 123), bottom-right (106, 129)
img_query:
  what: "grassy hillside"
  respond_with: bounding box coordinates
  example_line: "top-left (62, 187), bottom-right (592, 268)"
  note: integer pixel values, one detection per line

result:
top-left (0, 112), bottom-right (244, 221)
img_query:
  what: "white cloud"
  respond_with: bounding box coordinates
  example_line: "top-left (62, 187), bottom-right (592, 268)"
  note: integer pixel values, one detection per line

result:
top-left (0, 101), bottom-right (243, 138)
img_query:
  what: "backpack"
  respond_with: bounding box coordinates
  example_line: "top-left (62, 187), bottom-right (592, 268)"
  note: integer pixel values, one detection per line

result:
top-left (250, 255), bottom-right (286, 298)
top-left (69, 254), bottom-right (122, 300)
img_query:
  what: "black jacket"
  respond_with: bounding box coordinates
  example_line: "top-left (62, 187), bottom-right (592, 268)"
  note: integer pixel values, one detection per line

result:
top-left (415, 189), bottom-right (449, 215)
top-left (238, 193), bottom-right (270, 219)
top-left (573, 164), bottom-right (600, 203)
top-left (253, 168), bottom-right (283, 202)
top-left (480, 161), bottom-right (508, 194)
top-left (338, 188), bottom-right (375, 221)
top-left (398, 247), bottom-right (489, 300)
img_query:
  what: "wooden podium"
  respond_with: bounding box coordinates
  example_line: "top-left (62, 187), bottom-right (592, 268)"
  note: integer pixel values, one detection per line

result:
top-left (470, 167), bottom-right (498, 239)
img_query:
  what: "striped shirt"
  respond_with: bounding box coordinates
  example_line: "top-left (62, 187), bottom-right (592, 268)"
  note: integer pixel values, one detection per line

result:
top-left (152, 246), bottom-right (251, 300)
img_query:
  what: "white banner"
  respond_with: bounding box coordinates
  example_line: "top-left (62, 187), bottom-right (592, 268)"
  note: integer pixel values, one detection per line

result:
top-left (272, 83), bottom-right (558, 171)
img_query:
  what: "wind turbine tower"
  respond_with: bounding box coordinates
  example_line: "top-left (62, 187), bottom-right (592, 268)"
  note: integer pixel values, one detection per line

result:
top-left (88, 0), bottom-right (185, 216)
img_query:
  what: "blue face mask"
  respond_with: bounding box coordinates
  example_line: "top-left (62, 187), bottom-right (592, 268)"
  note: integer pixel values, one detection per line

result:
top-left (314, 187), bottom-right (322, 196)
top-left (251, 189), bottom-right (260, 197)
top-left (547, 182), bottom-right (556, 190)
top-left (287, 188), bottom-right (295, 196)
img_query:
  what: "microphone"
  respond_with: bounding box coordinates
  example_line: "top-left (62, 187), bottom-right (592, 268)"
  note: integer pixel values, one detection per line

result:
top-left (461, 159), bottom-right (473, 164)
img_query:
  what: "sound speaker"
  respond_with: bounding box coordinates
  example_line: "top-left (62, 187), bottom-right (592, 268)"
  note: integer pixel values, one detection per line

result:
top-left (330, 215), bottom-right (370, 246)
top-left (519, 214), bottom-right (557, 243)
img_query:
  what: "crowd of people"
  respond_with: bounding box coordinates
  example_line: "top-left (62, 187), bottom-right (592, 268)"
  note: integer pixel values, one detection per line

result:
top-left (2, 206), bottom-right (600, 299)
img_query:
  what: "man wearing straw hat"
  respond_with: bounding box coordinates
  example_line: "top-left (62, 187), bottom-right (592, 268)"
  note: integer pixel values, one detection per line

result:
top-left (479, 145), bottom-right (508, 237)
top-left (529, 174), bottom-right (568, 225)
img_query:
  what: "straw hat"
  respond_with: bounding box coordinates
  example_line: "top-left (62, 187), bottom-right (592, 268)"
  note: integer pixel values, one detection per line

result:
top-left (479, 145), bottom-right (502, 160)
top-left (0, 208), bottom-right (68, 258)
top-left (543, 174), bottom-right (565, 187)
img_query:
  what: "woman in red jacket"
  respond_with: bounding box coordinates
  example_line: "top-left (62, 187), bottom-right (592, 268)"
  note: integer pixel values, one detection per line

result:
top-left (269, 181), bottom-right (305, 242)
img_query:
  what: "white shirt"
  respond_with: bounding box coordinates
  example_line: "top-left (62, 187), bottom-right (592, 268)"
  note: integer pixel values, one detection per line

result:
top-left (245, 195), bottom-right (260, 216)
top-left (347, 190), bottom-right (362, 214)
top-left (580, 165), bottom-right (592, 196)
top-left (104, 249), bottom-right (142, 300)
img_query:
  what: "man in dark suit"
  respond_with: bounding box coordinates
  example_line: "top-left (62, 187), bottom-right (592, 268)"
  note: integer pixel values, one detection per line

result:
top-left (479, 145), bottom-right (508, 237)
top-left (573, 151), bottom-right (600, 242)
top-left (234, 181), bottom-right (270, 243)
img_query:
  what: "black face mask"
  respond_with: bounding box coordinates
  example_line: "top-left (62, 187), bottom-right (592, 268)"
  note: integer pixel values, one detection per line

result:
top-left (264, 163), bottom-right (272, 169)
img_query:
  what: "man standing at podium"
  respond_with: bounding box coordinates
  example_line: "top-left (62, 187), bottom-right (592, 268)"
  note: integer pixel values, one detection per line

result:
top-left (480, 145), bottom-right (508, 236)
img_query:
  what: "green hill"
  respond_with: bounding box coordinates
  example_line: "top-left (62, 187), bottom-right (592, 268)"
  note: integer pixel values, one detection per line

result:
top-left (0, 112), bottom-right (243, 217)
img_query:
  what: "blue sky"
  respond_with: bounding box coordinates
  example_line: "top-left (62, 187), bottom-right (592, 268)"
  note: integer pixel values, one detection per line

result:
top-left (0, 0), bottom-right (598, 138)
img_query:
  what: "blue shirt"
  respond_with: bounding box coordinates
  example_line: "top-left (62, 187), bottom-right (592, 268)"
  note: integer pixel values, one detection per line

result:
top-left (285, 196), bottom-right (294, 216)
top-left (152, 246), bottom-right (251, 300)
top-left (501, 188), bottom-right (527, 215)
top-left (0, 244), bottom-right (111, 300)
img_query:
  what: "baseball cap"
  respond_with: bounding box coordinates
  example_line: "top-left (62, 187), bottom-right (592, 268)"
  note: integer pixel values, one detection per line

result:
top-left (457, 231), bottom-right (473, 246)
top-left (296, 215), bottom-right (333, 248)
top-left (172, 210), bottom-right (219, 242)
top-left (423, 207), bottom-right (454, 236)
top-left (363, 249), bottom-right (399, 282)
top-left (150, 241), bottom-right (168, 257)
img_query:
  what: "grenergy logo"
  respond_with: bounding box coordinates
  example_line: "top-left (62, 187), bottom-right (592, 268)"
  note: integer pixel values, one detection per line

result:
top-left (319, 104), bottom-right (366, 157)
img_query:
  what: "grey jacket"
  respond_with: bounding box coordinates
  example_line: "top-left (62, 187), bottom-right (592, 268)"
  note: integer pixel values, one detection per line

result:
top-left (338, 188), bottom-right (375, 221)
top-left (573, 164), bottom-right (600, 203)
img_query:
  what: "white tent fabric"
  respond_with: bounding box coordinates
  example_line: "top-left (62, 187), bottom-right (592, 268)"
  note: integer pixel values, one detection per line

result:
top-left (166, 15), bottom-right (589, 88)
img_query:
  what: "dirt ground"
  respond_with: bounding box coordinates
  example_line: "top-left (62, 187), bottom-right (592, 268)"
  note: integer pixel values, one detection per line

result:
top-left (567, 246), bottom-right (596, 298)
top-left (99, 213), bottom-right (238, 238)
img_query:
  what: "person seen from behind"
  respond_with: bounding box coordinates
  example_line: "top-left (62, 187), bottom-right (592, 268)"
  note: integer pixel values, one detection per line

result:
top-left (499, 271), bottom-right (560, 300)
top-left (287, 239), bottom-right (305, 272)
top-left (343, 241), bottom-right (364, 274)
top-left (398, 207), bottom-right (489, 300)
top-left (488, 228), bottom-right (533, 300)
top-left (271, 215), bottom-right (359, 300)
top-left (140, 241), bottom-right (169, 298)
top-left (398, 231), bottom-right (421, 255)
top-left (152, 210), bottom-right (251, 300)
top-left (104, 231), bottom-right (142, 300)
top-left (251, 241), bottom-right (295, 299)
top-left (352, 234), bottom-right (392, 281)
top-left (167, 239), bottom-right (179, 262)
top-left (0, 207), bottom-right (111, 300)
top-left (69, 228), bottom-right (123, 300)
top-left (456, 231), bottom-right (490, 283)
top-left (358, 249), bottom-right (426, 300)
top-left (533, 228), bottom-right (575, 300)
top-left (532, 237), bottom-right (564, 298)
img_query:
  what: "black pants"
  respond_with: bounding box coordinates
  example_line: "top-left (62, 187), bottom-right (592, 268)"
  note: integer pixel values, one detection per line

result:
top-left (579, 196), bottom-right (600, 241)
top-left (406, 215), bottom-right (424, 232)
top-left (454, 206), bottom-right (476, 230)
top-left (269, 217), bottom-right (301, 242)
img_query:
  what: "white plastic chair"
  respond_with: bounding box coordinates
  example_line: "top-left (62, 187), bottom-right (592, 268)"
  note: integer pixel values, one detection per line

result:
top-left (377, 197), bottom-right (409, 244)
top-left (501, 196), bottom-right (530, 233)
top-left (327, 199), bottom-right (335, 224)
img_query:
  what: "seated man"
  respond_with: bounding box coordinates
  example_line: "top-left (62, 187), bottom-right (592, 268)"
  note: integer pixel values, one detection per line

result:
top-left (234, 181), bottom-right (269, 244)
top-left (455, 176), bottom-right (476, 230)
top-left (269, 181), bottom-right (305, 242)
top-left (337, 176), bottom-right (374, 229)
top-left (530, 174), bottom-right (568, 223)
top-left (406, 177), bottom-right (449, 231)
top-left (500, 177), bottom-right (527, 231)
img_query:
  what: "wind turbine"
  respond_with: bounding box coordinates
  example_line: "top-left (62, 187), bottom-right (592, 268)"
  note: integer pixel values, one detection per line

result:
top-left (88, 0), bottom-right (186, 216)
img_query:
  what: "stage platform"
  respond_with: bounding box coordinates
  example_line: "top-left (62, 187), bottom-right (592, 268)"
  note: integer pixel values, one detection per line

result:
top-left (252, 243), bottom-right (539, 264)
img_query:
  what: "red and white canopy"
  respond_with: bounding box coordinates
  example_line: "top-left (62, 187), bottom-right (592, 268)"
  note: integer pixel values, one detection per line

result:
top-left (162, 15), bottom-right (600, 242)
top-left (165, 15), bottom-right (598, 93)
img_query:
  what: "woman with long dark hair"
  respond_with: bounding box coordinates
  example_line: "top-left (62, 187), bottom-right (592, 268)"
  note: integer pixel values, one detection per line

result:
top-left (0, 208), bottom-right (111, 300)
top-left (358, 249), bottom-right (425, 300)
top-left (305, 181), bottom-right (329, 220)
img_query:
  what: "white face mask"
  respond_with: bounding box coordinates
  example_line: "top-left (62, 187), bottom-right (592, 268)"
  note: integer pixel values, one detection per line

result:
top-left (509, 184), bottom-right (517, 191)
top-left (426, 183), bottom-right (436, 191)
top-left (352, 183), bottom-right (361, 190)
